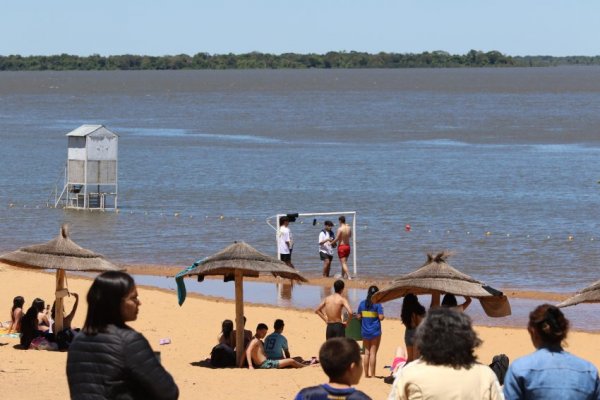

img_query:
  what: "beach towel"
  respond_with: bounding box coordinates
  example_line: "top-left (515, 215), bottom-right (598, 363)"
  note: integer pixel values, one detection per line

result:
top-left (175, 261), bottom-right (203, 306)
top-left (30, 336), bottom-right (58, 351)
top-left (0, 327), bottom-right (21, 339)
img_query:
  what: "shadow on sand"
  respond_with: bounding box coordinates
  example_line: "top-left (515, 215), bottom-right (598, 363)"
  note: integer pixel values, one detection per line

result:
top-left (190, 358), bottom-right (237, 369)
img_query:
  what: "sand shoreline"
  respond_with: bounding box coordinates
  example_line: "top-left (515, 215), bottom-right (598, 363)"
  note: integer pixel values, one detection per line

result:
top-left (1, 263), bottom-right (600, 400)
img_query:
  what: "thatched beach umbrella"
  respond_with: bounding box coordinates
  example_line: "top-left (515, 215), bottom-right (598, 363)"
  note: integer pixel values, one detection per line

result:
top-left (0, 224), bottom-right (122, 332)
top-left (557, 279), bottom-right (600, 308)
top-left (372, 252), bottom-right (511, 317)
top-left (176, 241), bottom-right (307, 365)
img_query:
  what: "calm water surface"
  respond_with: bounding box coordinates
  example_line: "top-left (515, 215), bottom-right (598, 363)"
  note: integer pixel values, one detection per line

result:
top-left (133, 275), bottom-right (600, 331)
top-left (1, 68), bottom-right (599, 298)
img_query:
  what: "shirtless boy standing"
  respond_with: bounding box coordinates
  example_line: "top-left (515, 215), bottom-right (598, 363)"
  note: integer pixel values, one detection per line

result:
top-left (315, 280), bottom-right (353, 340)
top-left (246, 323), bottom-right (305, 369)
top-left (332, 215), bottom-right (352, 279)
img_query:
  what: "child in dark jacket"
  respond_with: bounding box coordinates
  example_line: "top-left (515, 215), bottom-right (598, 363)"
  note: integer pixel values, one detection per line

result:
top-left (294, 337), bottom-right (371, 400)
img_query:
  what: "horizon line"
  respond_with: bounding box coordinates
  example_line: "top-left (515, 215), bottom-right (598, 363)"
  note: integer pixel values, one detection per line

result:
top-left (2, 50), bottom-right (600, 58)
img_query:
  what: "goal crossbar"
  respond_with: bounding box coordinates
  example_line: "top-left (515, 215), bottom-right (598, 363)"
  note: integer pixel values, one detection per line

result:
top-left (266, 211), bottom-right (358, 276)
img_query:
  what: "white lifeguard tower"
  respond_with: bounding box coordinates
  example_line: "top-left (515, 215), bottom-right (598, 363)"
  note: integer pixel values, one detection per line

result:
top-left (54, 125), bottom-right (118, 210)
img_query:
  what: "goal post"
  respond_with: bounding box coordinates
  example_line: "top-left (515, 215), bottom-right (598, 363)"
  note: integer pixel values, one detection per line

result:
top-left (266, 211), bottom-right (358, 277)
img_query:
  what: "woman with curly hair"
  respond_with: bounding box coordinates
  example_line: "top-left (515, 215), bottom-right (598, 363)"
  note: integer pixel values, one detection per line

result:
top-left (389, 307), bottom-right (502, 400)
top-left (503, 304), bottom-right (600, 399)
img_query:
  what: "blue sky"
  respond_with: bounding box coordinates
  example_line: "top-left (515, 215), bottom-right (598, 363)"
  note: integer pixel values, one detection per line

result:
top-left (1, 1), bottom-right (598, 56)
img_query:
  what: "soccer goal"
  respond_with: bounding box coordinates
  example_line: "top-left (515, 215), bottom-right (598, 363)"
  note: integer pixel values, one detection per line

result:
top-left (266, 211), bottom-right (358, 277)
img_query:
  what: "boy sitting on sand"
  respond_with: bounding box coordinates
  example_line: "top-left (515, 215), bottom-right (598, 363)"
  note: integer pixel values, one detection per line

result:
top-left (294, 337), bottom-right (372, 399)
top-left (246, 323), bottom-right (305, 369)
top-left (264, 319), bottom-right (290, 360)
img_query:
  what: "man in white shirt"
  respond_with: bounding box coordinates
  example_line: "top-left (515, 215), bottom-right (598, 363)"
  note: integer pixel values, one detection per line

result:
top-left (318, 221), bottom-right (335, 277)
top-left (278, 216), bottom-right (294, 268)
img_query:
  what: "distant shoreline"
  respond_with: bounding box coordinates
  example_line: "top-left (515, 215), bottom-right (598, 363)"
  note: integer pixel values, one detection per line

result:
top-left (2, 50), bottom-right (600, 71)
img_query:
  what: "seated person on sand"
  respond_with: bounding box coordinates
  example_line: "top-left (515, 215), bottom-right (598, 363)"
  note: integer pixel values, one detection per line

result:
top-left (20, 300), bottom-right (53, 349)
top-left (264, 319), bottom-right (290, 360)
top-left (232, 316), bottom-right (254, 367)
top-left (246, 323), bottom-right (305, 369)
top-left (33, 298), bottom-right (50, 333)
top-left (7, 296), bottom-right (25, 333)
top-left (231, 316), bottom-right (253, 350)
top-left (211, 319), bottom-right (236, 368)
top-left (218, 319), bottom-right (235, 348)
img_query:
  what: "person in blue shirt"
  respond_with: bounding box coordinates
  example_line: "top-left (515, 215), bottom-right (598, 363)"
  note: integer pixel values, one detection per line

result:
top-left (504, 304), bottom-right (600, 400)
top-left (294, 337), bottom-right (371, 400)
top-left (263, 319), bottom-right (290, 360)
top-left (357, 285), bottom-right (384, 378)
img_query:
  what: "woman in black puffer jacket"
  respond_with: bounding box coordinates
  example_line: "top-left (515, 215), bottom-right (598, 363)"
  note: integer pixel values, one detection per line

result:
top-left (67, 271), bottom-right (179, 400)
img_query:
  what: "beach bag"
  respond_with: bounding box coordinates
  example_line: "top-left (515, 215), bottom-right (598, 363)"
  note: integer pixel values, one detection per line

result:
top-left (30, 336), bottom-right (58, 351)
top-left (210, 344), bottom-right (236, 368)
top-left (489, 353), bottom-right (509, 385)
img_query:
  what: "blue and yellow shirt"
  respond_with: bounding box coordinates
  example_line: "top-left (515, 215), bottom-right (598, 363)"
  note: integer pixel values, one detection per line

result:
top-left (357, 300), bottom-right (383, 340)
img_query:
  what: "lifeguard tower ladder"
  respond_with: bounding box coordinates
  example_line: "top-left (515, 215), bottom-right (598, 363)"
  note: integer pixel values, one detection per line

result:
top-left (53, 125), bottom-right (118, 210)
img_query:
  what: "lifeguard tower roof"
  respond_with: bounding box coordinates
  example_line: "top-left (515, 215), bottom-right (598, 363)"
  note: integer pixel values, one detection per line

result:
top-left (66, 124), bottom-right (119, 137)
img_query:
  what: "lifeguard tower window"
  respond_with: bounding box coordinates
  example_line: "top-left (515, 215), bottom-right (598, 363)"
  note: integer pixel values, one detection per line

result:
top-left (266, 211), bottom-right (358, 277)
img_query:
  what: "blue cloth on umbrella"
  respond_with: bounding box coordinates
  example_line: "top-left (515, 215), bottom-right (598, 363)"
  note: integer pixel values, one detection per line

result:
top-left (175, 262), bottom-right (200, 306)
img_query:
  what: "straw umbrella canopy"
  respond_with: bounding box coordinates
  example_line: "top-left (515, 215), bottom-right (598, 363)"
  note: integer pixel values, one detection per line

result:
top-left (557, 279), bottom-right (600, 308)
top-left (372, 252), bottom-right (511, 317)
top-left (0, 224), bottom-right (122, 331)
top-left (176, 241), bottom-right (307, 366)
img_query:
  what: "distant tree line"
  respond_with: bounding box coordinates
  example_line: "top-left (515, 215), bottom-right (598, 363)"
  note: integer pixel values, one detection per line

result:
top-left (1, 50), bottom-right (599, 71)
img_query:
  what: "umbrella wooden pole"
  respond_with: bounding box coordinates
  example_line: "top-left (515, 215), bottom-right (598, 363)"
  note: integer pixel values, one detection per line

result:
top-left (431, 291), bottom-right (441, 308)
top-left (55, 269), bottom-right (66, 333)
top-left (235, 270), bottom-right (245, 367)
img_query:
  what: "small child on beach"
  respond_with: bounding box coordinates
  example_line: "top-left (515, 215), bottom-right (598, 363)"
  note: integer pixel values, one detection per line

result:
top-left (294, 337), bottom-right (372, 400)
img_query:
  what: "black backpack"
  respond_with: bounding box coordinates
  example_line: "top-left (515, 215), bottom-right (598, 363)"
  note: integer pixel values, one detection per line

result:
top-left (210, 344), bottom-right (236, 368)
top-left (489, 353), bottom-right (509, 385)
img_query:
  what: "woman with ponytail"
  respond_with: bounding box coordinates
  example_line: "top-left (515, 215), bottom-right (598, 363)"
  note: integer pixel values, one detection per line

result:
top-left (357, 285), bottom-right (384, 378)
top-left (504, 304), bottom-right (600, 399)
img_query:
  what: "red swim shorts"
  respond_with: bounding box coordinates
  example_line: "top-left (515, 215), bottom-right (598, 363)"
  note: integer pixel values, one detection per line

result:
top-left (337, 244), bottom-right (351, 259)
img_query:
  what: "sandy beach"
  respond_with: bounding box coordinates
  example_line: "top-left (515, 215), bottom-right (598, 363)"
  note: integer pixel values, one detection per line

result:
top-left (1, 263), bottom-right (599, 400)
